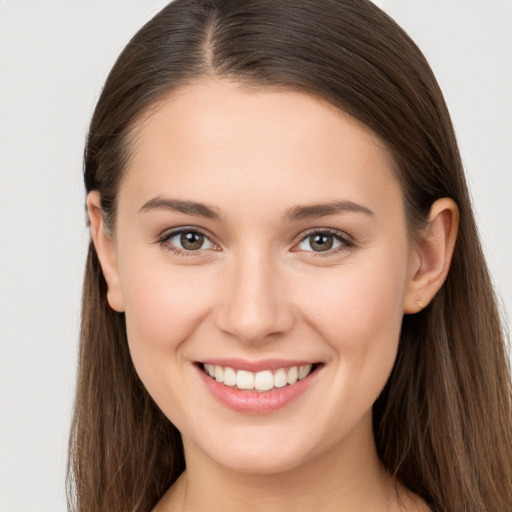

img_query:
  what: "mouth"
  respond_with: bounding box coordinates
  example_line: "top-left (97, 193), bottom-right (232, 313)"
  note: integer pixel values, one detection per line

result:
top-left (196, 360), bottom-right (323, 413)
top-left (199, 362), bottom-right (320, 393)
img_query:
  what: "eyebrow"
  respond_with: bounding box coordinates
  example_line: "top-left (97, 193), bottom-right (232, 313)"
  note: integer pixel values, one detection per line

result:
top-left (283, 201), bottom-right (374, 221)
top-left (139, 196), bottom-right (221, 219)
top-left (139, 196), bottom-right (374, 222)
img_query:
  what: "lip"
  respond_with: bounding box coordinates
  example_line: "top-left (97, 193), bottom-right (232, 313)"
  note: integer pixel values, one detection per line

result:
top-left (195, 361), bottom-right (322, 414)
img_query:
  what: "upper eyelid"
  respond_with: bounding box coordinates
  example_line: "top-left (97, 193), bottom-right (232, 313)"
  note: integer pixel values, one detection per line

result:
top-left (159, 226), bottom-right (214, 242)
top-left (296, 227), bottom-right (353, 243)
top-left (299, 227), bottom-right (346, 236)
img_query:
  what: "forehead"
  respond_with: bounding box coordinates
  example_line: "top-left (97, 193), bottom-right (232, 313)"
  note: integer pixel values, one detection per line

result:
top-left (120, 79), bottom-right (402, 218)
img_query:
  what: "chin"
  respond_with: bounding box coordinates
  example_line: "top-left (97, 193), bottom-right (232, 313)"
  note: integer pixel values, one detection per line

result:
top-left (212, 446), bottom-right (308, 475)
top-left (188, 422), bottom-right (321, 475)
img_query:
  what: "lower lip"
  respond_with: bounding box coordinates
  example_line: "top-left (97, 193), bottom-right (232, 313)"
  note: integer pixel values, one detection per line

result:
top-left (196, 365), bottom-right (320, 414)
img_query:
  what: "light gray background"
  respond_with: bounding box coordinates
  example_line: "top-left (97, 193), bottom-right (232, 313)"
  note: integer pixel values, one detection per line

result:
top-left (0, 1), bottom-right (511, 511)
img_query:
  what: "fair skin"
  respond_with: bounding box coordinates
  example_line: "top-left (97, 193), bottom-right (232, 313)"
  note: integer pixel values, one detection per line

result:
top-left (88, 79), bottom-right (458, 512)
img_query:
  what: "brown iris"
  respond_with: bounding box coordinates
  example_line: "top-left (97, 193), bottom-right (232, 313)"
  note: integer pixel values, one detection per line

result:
top-left (309, 233), bottom-right (334, 252)
top-left (180, 231), bottom-right (205, 250)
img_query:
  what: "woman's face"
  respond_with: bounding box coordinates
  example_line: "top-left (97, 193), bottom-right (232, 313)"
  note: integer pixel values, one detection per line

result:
top-left (99, 79), bottom-right (420, 474)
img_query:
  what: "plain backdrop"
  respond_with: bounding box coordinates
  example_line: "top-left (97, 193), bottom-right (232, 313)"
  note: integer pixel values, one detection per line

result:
top-left (0, 1), bottom-right (511, 511)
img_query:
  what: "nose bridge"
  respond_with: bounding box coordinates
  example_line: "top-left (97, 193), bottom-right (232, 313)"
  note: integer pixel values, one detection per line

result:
top-left (216, 246), bottom-right (294, 343)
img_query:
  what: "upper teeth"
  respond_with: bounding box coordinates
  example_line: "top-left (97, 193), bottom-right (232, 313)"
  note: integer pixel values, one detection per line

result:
top-left (203, 364), bottom-right (313, 391)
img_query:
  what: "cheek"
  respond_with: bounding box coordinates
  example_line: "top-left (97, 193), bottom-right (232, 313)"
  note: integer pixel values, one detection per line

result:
top-left (118, 251), bottom-right (215, 366)
top-left (297, 249), bottom-right (408, 395)
top-left (117, 257), bottom-right (220, 428)
top-left (289, 254), bottom-right (408, 450)
top-left (302, 258), bottom-right (405, 340)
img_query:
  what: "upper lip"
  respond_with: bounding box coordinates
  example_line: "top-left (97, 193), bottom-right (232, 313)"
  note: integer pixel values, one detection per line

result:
top-left (197, 358), bottom-right (319, 372)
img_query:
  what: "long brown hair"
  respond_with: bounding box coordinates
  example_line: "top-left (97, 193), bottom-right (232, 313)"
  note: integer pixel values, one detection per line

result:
top-left (67, 1), bottom-right (512, 511)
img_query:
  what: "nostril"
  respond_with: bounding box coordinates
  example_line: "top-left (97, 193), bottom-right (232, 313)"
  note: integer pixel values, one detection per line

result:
top-left (214, 307), bottom-right (296, 344)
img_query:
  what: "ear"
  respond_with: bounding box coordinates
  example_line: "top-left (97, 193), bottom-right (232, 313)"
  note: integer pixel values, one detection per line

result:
top-left (403, 198), bottom-right (459, 314)
top-left (87, 191), bottom-right (125, 312)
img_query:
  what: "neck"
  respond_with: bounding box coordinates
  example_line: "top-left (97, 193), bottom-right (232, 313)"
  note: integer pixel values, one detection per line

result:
top-left (156, 413), bottom-right (419, 512)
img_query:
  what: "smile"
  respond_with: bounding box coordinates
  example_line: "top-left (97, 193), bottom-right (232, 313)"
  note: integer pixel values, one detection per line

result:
top-left (202, 363), bottom-right (314, 392)
top-left (197, 360), bottom-right (322, 413)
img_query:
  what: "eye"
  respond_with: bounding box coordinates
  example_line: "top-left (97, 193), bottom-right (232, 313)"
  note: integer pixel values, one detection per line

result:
top-left (295, 230), bottom-right (353, 254)
top-left (160, 228), bottom-right (216, 254)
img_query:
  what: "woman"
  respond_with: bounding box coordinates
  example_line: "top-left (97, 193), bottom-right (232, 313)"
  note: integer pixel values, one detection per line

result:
top-left (67, 1), bottom-right (512, 511)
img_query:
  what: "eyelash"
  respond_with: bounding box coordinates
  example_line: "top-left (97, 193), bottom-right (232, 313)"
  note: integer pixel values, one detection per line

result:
top-left (156, 227), bottom-right (355, 257)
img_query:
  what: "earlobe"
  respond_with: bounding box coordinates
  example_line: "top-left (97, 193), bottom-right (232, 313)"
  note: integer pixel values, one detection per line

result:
top-left (403, 198), bottom-right (459, 314)
top-left (87, 191), bottom-right (125, 312)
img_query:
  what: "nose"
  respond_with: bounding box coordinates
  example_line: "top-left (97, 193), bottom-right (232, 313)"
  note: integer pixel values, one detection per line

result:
top-left (214, 250), bottom-right (295, 344)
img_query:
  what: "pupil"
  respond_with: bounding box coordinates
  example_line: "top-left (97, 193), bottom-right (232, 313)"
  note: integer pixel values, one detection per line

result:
top-left (181, 232), bottom-right (204, 250)
top-left (311, 234), bottom-right (333, 251)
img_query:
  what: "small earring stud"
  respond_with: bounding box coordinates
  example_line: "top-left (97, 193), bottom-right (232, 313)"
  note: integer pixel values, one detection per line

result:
top-left (415, 300), bottom-right (424, 309)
